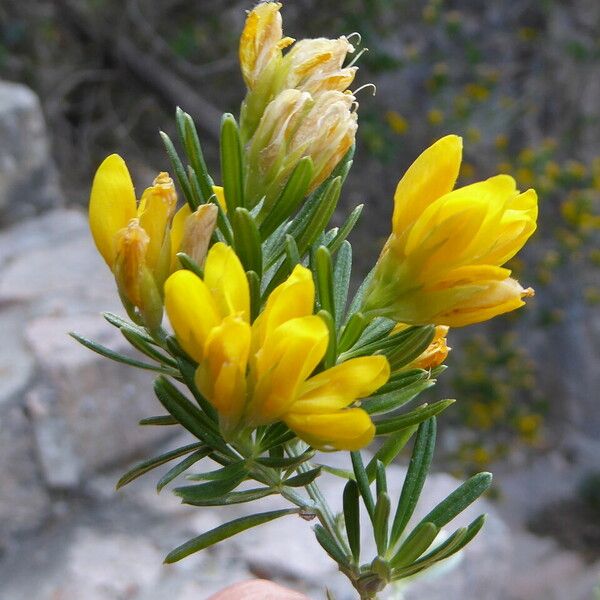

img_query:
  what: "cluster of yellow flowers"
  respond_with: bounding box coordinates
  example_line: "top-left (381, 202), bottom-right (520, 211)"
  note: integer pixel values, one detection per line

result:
top-left (87, 1), bottom-right (538, 454)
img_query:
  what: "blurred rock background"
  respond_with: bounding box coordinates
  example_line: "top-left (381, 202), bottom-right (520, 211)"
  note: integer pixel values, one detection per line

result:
top-left (0, 0), bottom-right (599, 598)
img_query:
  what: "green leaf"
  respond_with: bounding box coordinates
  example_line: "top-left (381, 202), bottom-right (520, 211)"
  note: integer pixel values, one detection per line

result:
top-left (290, 177), bottom-right (342, 255)
top-left (284, 467), bottom-right (322, 487)
top-left (175, 469), bottom-right (247, 503)
top-left (259, 157), bottom-right (314, 239)
top-left (327, 205), bottom-right (363, 256)
top-left (176, 358), bottom-right (219, 422)
top-left (176, 487), bottom-right (277, 507)
top-left (376, 460), bottom-right (387, 497)
top-left (220, 113), bottom-right (244, 211)
top-left (332, 241), bottom-right (352, 329)
top-left (176, 252), bottom-right (204, 279)
top-left (259, 422), bottom-right (296, 451)
top-left (418, 472), bottom-right (492, 530)
top-left (366, 427), bottom-right (417, 483)
top-left (103, 312), bottom-right (154, 344)
top-left (374, 491), bottom-right (391, 555)
top-left (352, 317), bottom-right (396, 349)
top-left (120, 327), bottom-right (178, 367)
top-left (116, 442), bottom-right (204, 489)
top-left (318, 465), bottom-right (356, 480)
top-left (157, 448), bottom-right (211, 492)
top-left (180, 109), bottom-right (214, 204)
top-left (375, 400), bottom-right (455, 435)
top-left (70, 332), bottom-right (176, 376)
top-left (160, 130), bottom-right (196, 209)
top-left (346, 266), bottom-right (375, 318)
top-left (390, 418), bottom-right (437, 544)
top-left (232, 208), bottom-right (262, 276)
top-left (343, 480), bottom-right (361, 562)
top-left (314, 524), bottom-right (350, 568)
top-left (315, 246), bottom-right (335, 320)
top-left (363, 381), bottom-right (436, 416)
top-left (164, 509), bottom-right (298, 563)
top-left (385, 326), bottom-right (436, 370)
top-left (153, 376), bottom-right (230, 454)
top-left (377, 369), bottom-right (430, 395)
top-left (338, 312), bottom-right (368, 353)
top-left (139, 415), bottom-right (179, 426)
top-left (351, 451), bottom-right (375, 519)
top-left (246, 270), bottom-right (261, 322)
top-left (390, 521), bottom-right (438, 569)
top-left (186, 462), bottom-right (246, 481)
top-left (318, 309), bottom-right (337, 369)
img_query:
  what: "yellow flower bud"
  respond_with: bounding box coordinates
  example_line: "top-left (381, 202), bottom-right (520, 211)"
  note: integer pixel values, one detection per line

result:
top-left (410, 326), bottom-right (450, 369)
top-left (362, 135), bottom-right (538, 327)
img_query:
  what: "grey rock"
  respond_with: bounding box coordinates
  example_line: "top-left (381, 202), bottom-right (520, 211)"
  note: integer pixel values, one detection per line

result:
top-left (23, 313), bottom-right (172, 482)
top-left (0, 80), bottom-right (62, 225)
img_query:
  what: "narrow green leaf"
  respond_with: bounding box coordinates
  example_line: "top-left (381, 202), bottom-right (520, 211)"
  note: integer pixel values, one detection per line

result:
top-left (259, 422), bottom-right (296, 451)
top-left (385, 326), bottom-right (436, 370)
top-left (175, 487), bottom-right (277, 507)
top-left (314, 524), bottom-right (350, 567)
top-left (332, 241), bottom-right (352, 329)
top-left (186, 462), bottom-right (246, 482)
top-left (390, 522), bottom-right (438, 569)
top-left (181, 110), bottom-right (214, 203)
top-left (246, 270), bottom-right (261, 322)
top-left (376, 460), bottom-right (387, 497)
top-left (327, 205), bottom-right (363, 256)
top-left (220, 113), bottom-right (244, 211)
top-left (363, 381), bottom-right (436, 416)
top-left (160, 131), bottom-right (196, 209)
top-left (120, 328), bottom-right (178, 368)
top-left (375, 400), bottom-right (455, 436)
top-left (351, 451), bottom-right (375, 519)
top-left (377, 369), bottom-right (430, 395)
top-left (139, 415), bottom-right (179, 426)
top-left (366, 426), bottom-right (417, 482)
top-left (346, 265), bottom-right (375, 319)
top-left (315, 246), bottom-right (335, 320)
top-left (284, 467), bottom-right (322, 488)
top-left (103, 312), bottom-right (154, 344)
top-left (116, 443), bottom-right (204, 489)
top-left (343, 480), bottom-right (361, 562)
top-left (318, 309), bottom-right (337, 369)
top-left (165, 509), bottom-right (298, 563)
top-left (70, 332), bottom-right (176, 376)
top-left (418, 472), bottom-right (492, 530)
top-left (175, 470), bottom-right (247, 502)
top-left (153, 376), bottom-right (230, 454)
top-left (259, 157), bottom-right (314, 239)
top-left (338, 312), bottom-right (368, 353)
top-left (176, 358), bottom-right (219, 422)
top-left (157, 448), bottom-right (211, 492)
top-left (232, 208), bottom-right (262, 276)
top-left (390, 418), bottom-right (437, 544)
top-left (374, 491), bottom-right (391, 555)
top-left (176, 252), bottom-right (204, 279)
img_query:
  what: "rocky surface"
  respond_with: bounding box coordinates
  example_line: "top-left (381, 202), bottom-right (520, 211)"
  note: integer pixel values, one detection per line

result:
top-left (0, 81), bottom-right (62, 225)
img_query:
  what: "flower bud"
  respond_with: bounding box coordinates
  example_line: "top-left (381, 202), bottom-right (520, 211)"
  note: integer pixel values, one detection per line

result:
top-left (282, 37), bottom-right (357, 95)
top-left (113, 219), bottom-right (163, 330)
top-left (180, 203), bottom-right (219, 266)
top-left (410, 326), bottom-right (450, 370)
top-left (245, 89), bottom-right (357, 207)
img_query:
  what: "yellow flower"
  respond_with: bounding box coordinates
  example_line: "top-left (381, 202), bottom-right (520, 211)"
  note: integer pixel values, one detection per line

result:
top-left (361, 135), bottom-right (538, 327)
top-left (412, 326), bottom-right (451, 369)
top-left (164, 243), bottom-right (389, 448)
top-left (89, 155), bottom-right (178, 329)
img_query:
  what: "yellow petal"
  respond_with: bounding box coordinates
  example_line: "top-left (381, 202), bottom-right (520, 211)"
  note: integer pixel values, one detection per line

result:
top-left (164, 270), bottom-right (220, 363)
top-left (169, 203), bottom-right (192, 271)
top-left (195, 316), bottom-right (250, 430)
top-left (392, 135), bottom-right (462, 235)
top-left (250, 315), bottom-right (328, 424)
top-left (252, 264), bottom-right (314, 350)
top-left (292, 356), bottom-right (390, 414)
top-left (89, 154), bottom-right (137, 267)
top-left (138, 187), bottom-right (173, 272)
top-left (212, 185), bottom-right (227, 213)
top-left (204, 243), bottom-right (250, 321)
top-left (284, 408), bottom-right (375, 451)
